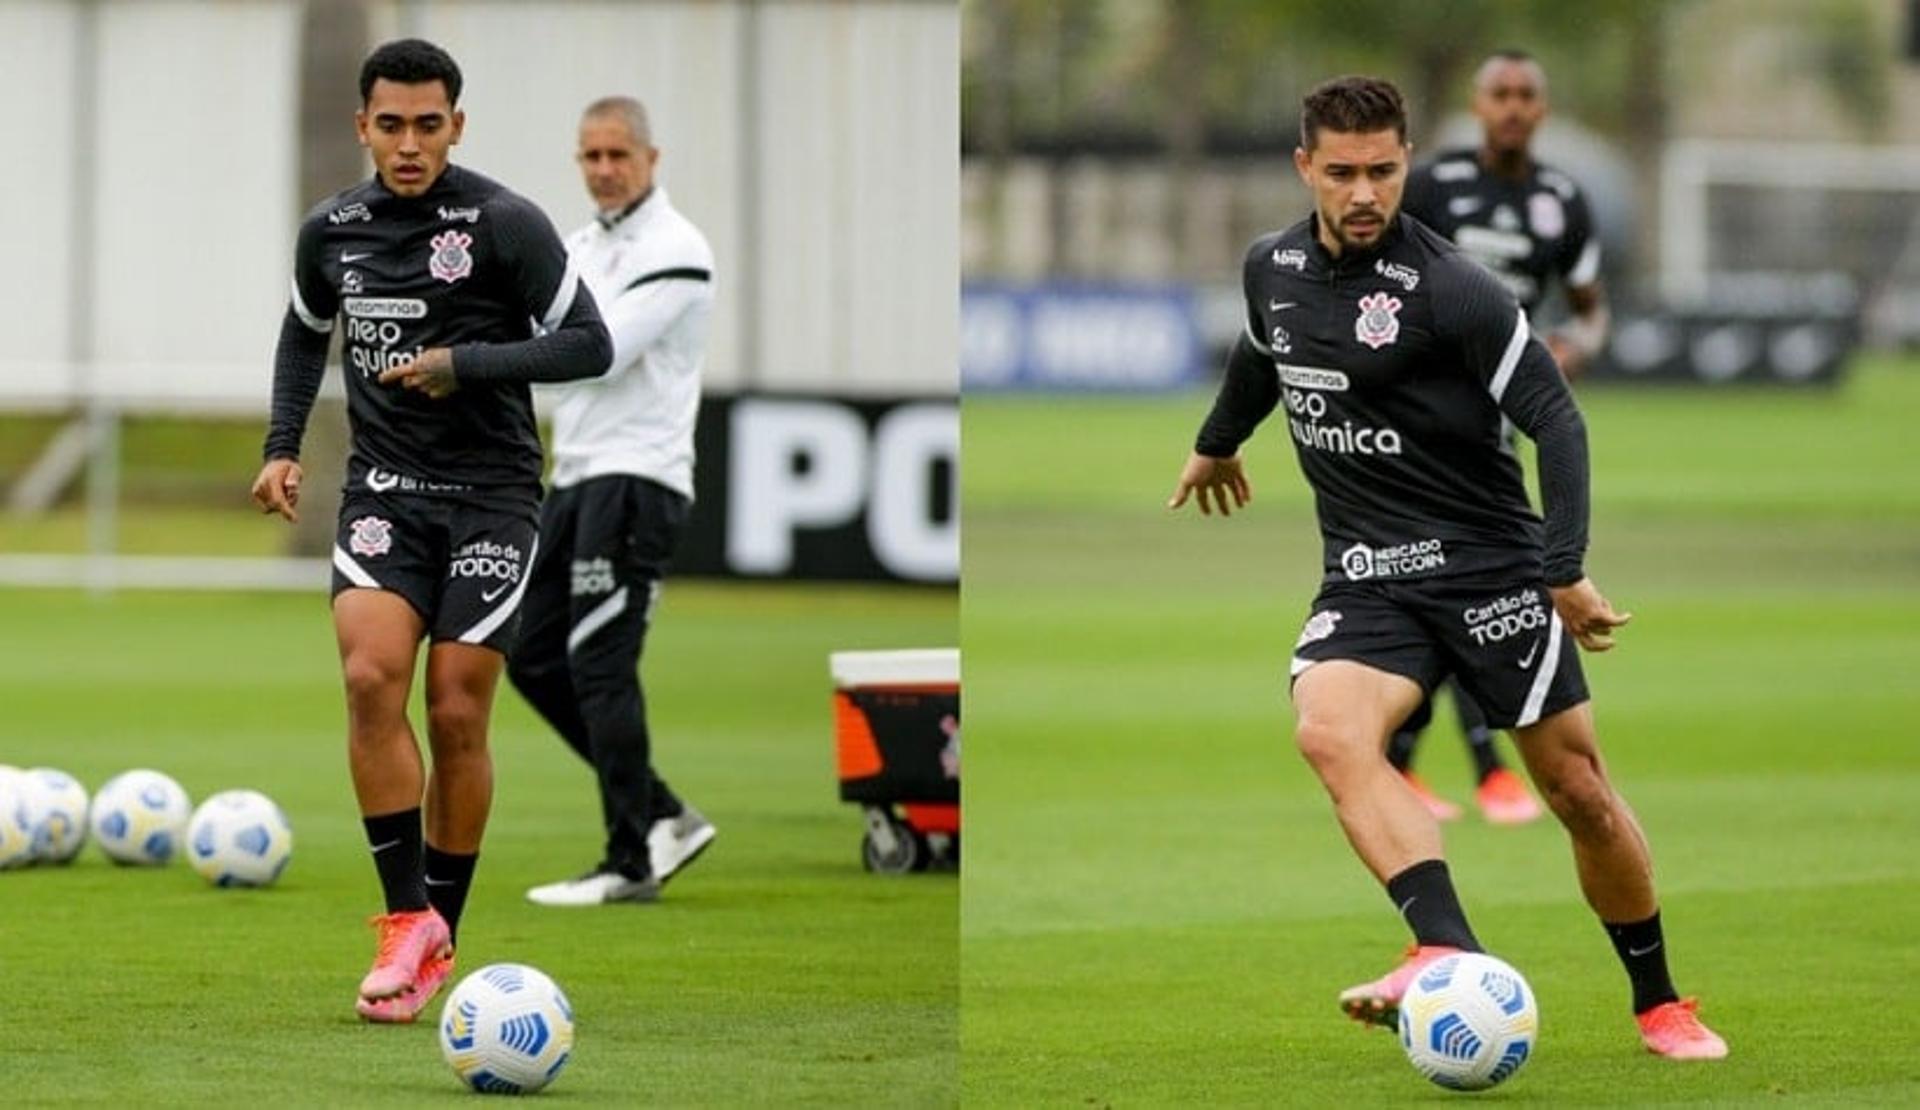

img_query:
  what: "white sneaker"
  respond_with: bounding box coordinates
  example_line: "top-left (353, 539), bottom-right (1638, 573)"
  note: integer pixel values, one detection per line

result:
top-left (525, 867), bottom-right (659, 907)
top-left (648, 806), bottom-right (717, 886)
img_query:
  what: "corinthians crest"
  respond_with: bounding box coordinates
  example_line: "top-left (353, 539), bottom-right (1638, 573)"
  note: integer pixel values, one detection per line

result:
top-left (428, 229), bottom-right (474, 283)
top-left (348, 515), bottom-right (393, 558)
top-left (1354, 290), bottom-right (1402, 349)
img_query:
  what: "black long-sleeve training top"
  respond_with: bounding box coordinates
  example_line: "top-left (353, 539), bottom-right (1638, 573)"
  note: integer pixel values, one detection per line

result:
top-left (1196, 212), bottom-right (1590, 587)
top-left (264, 165), bottom-right (612, 507)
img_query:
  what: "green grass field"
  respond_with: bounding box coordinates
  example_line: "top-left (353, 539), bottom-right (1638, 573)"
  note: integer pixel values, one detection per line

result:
top-left (0, 582), bottom-right (956, 1105)
top-left (960, 357), bottom-right (1920, 1104)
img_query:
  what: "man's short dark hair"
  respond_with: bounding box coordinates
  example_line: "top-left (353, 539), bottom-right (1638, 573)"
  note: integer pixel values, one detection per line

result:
top-left (359, 39), bottom-right (463, 106)
top-left (1300, 76), bottom-right (1407, 150)
top-left (1475, 48), bottom-right (1547, 93)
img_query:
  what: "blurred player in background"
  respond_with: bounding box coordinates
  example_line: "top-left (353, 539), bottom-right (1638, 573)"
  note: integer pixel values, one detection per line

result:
top-left (1392, 48), bottom-right (1612, 825)
top-left (252, 39), bottom-right (611, 1022)
top-left (510, 96), bottom-right (718, 906)
top-left (1168, 75), bottom-right (1724, 1059)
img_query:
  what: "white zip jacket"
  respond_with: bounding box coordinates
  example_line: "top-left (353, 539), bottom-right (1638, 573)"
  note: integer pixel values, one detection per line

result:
top-left (547, 187), bottom-right (714, 498)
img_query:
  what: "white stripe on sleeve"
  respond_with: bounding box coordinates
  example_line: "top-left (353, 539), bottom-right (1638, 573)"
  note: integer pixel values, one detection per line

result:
top-left (290, 278), bottom-right (333, 334)
top-left (1487, 307), bottom-right (1530, 403)
top-left (539, 255), bottom-right (582, 332)
top-left (1567, 240), bottom-right (1602, 287)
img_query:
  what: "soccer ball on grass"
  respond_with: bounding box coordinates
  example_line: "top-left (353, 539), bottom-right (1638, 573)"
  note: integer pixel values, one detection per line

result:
top-left (90, 769), bottom-right (192, 865)
top-left (0, 767), bottom-right (34, 870)
top-left (1398, 951), bottom-right (1538, 1091)
top-left (439, 963), bottom-right (575, 1094)
top-left (23, 767), bottom-right (90, 863)
top-left (187, 789), bottom-right (294, 887)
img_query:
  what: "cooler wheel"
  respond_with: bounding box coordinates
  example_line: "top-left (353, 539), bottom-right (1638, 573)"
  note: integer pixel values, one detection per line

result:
top-left (861, 807), bottom-right (929, 874)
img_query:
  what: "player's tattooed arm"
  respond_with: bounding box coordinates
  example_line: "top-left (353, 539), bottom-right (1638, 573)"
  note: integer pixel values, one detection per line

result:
top-left (379, 347), bottom-right (459, 399)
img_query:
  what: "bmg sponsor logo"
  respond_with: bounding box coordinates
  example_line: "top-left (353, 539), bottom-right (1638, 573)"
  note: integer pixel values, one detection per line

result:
top-left (1374, 259), bottom-right (1421, 291)
top-left (1462, 589), bottom-right (1549, 645)
top-left (1340, 539), bottom-right (1446, 581)
top-left (1273, 247), bottom-right (1308, 271)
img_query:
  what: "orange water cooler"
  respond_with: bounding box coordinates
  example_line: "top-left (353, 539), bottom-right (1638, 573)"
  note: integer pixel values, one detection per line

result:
top-left (830, 648), bottom-right (959, 873)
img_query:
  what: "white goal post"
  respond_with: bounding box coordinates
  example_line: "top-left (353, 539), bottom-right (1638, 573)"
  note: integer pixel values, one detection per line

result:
top-left (1659, 139), bottom-right (1920, 334)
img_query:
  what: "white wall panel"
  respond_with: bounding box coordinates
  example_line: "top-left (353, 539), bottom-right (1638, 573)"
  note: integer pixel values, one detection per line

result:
top-left (0, 2), bottom-right (81, 404)
top-left (90, 0), bottom-right (302, 408)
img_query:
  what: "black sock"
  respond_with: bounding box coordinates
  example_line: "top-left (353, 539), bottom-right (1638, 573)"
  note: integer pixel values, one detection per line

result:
top-left (1386, 730), bottom-right (1418, 772)
top-left (1385, 859), bottom-right (1482, 951)
top-left (1604, 911), bottom-right (1680, 1014)
top-left (425, 845), bottom-right (479, 948)
top-left (1465, 729), bottom-right (1503, 782)
top-left (363, 808), bottom-right (428, 914)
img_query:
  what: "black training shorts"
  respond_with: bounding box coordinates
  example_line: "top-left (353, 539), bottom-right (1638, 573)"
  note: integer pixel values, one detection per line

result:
top-left (330, 490), bottom-right (539, 654)
top-left (1288, 575), bottom-right (1588, 729)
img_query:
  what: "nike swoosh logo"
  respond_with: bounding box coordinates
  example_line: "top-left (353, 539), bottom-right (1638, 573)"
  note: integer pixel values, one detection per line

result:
top-left (1269, 300), bottom-right (1298, 311)
top-left (341, 251), bottom-right (373, 263)
top-left (1627, 941), bottom-right (1662, 957)
top-left (369, 838), bottom-right (401, 854)
top-left (425, 876), bottom-right (456, 887)
top-left (1517, 641), bottom-right (1541, 668)
top-left (481, 582), bottom-right (514, 603)
top-left (1397, 896), bottom-right (1417, 915)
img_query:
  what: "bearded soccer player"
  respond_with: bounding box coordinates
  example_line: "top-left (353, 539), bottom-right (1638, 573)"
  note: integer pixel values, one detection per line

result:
top-left (1389, 48), bottom-right (1613, 826)
top-left (1166, 76), bottom-right (1724, 1059)
top-left (252, 39), bottom-right (612, 1023)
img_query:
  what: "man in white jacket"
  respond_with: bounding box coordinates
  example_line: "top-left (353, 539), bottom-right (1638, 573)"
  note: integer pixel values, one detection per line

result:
top-left (511, 96), bottom-right (717, 905)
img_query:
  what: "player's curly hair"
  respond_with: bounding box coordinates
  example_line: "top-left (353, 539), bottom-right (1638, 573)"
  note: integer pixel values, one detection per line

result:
top-left (1300, 76), bottom-right (1407, 150)
top-left (359, 38), bottom-right (463, 106)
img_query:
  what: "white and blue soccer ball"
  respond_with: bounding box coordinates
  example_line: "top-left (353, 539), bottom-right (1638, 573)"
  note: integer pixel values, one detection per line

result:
top-left (23, 767), bottom-right (89, 864)
top-left (1398, 951), bottom-right (1539, 1091)
top-left (187, 789), bottom-right (293, 887)
top-left (0, 767), bottom-right (35, 870)
top-left (440, 963), bottom-right (575, 1094)
top-left (89, 769), bottom-right (192, 866)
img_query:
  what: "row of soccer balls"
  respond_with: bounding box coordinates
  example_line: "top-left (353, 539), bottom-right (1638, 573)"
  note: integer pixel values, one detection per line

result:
top-left (0, 765), bottom-right (565, 1094)
top-left (0, 766), bottom-right (293, 888)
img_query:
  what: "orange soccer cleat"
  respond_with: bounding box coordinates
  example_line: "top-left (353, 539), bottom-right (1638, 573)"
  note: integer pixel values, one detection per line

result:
top-left (1338, 944), bottom-right (1463, 1028)
top-left (1475, 768), bottom-right (1543, 825)
top-left (1637, 997), bottom-right (1729, 1060)
top-left (358, 908), bottom-right (451, 1001)
top-left (1402, 771), bottom-right (1463, 822)
top-left (357, 951), bottom-right (455, 1024)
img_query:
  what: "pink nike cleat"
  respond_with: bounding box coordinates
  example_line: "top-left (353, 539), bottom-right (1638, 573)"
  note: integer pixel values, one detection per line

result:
top-left (357, 951), bottom-right (455, 1024)
top-left (1402, 772), bottom-right (1463, 822)
top-left (358, 908), bottom-right (451, 1001)
top-left (1338, 944), bottom-right (1462, 1028)
top-left (1475, 768), bottom-right (1543, 825)
top-left (1637, 997), bottom-right (1729, 1060)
